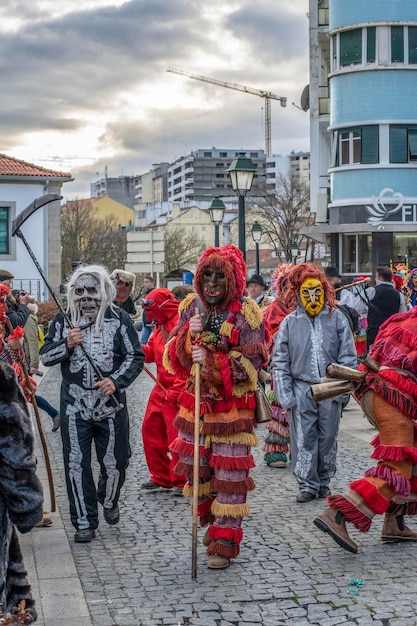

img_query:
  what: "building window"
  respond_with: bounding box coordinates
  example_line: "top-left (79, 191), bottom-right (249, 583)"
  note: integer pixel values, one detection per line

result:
top-left (340, 130), bottom-right (361, 164)
top-left (335, 126), bottom-right (379, 166)
top-left (203, 152), bottom-right (212, 157)
top-left (340, 28), bottom-right (362, 66)
top-left (390, 126), bottom-right (417, 162)
top-left (409, 26), bottom-right (417, 64)
top-left (219, 152), bottom-right (227, 157)
top-left (366, 27), bottom-right (376, 63)
top-left (391, 26), bottom-right (404, 62)
top-left (0, 207), bottom-right (8, 254)
top-left (341, 234), bottom-right (372, 274)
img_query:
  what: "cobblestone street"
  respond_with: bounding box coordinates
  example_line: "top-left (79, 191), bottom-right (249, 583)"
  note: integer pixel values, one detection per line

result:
top-left (38, 364), bottom-right (417, 626)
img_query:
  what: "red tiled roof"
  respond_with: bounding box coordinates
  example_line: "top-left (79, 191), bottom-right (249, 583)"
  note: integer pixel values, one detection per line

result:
top-left (0, 154), bottom-right (72, 178)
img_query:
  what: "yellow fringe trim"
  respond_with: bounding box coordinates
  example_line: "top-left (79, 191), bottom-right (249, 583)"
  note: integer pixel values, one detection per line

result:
top-left (219, 320), bottom-right (234, 337)
top-left (241, 299), bottom-right (263, 330)
top-left (182, 481), bottom-right (212, 498)
top-left (178, 292), bottom-right (197, 315)
top-left (205, 432), bottom-right (259, 447)
top-left (211, 499), bottom-right (251, 518)
top-left (162, 341), bottom-right (175, 375)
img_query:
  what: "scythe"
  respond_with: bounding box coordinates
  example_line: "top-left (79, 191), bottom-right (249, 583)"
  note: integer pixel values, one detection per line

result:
top-left (12, 193), bottom-right (123, 413)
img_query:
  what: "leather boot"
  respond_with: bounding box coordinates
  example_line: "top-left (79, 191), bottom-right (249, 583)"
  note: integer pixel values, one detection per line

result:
top-left (207, 554), bottom-right (230, 569)
top-left (381, 513), bottom-right (417, 542)
top-left (314, 507), bottom-right (358, 553)
top-left (202, 527), bottom-right (212, 546)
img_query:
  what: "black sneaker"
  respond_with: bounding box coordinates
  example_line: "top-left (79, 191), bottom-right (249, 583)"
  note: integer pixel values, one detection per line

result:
top-left (296, 490), bottom-right (317, 503)
top-left (141, 480), bottom-right (169, 490)
top-left (318, 486), bottom-right (331, 499)
top-left (103, 505), bottom-right (120, 525)
top-left (74, 529), bottom-right (96, 543)
top-left (51, 415), bottom-right (60, 432)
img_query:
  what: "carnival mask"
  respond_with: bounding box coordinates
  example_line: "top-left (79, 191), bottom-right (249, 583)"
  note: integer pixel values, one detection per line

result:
top-left (114, 279), bottom-right (132, 303)
top-left (300, 278), bottom-right (324, 317)
top-left (412, 273), bottom-right (417, 290)
top-left (73, 274), bottom-right (102, 319)
top-left (202, 266), bottom-right (227, 306)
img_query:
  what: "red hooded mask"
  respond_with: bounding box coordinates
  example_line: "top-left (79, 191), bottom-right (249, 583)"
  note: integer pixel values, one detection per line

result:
top-left (142, 288), bottom-right (179, 325)
top-left (194, 244), bottom-right (246, 311)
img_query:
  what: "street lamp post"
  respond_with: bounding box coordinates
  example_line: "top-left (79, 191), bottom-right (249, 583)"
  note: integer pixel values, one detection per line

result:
top-left (209, 197), bottom-right (226, 247)
top-left (251, 221), bottom-right (263, 275)
top-left (290, 241), bottom-right (299, 264)
top-left (227, 152), bottom-right (256, 260)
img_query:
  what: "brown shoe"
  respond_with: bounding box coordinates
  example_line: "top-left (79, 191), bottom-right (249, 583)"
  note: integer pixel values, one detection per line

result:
top-left (269, 461), bottom-right (287, 468)
top-left (314, 507), bottom-right (358, 553)
top-left (382, 514), bottom-right (417, 542)
top-left (202, 527), bottom-right (212, 546)
top-left (207, 554), bottom-right (230, 569)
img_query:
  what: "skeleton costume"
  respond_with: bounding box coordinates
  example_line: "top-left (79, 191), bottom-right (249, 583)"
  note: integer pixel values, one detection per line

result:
top-left (40, 266), bottom-right (144, 539)
top-left (272, 263), bottom-right (356, 501)
top-left (165, 245), bottom-right (267, 569)
top-left (0, 284), bottom-right (43, 622)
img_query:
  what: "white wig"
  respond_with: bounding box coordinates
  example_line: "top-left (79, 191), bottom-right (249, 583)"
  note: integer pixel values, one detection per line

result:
top-left (66, 264), bottom-right (116, 331)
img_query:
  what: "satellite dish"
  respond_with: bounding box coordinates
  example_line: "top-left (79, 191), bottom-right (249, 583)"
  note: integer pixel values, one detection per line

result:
top-left (301, 84), bottom-right (310, 112)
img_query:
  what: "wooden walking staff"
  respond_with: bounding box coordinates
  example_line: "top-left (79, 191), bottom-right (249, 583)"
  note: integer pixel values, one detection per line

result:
top-left (5, 318), bottom-right (56, 512)
top-left (191, 307), bottom-right (201, 580)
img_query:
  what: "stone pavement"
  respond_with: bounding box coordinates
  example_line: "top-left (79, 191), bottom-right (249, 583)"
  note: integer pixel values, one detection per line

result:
top-left (23, 365), bottom-right (417, 626)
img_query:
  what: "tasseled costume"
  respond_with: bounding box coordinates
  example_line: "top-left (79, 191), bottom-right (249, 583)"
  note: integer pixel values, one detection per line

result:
top-left (261, 275), bottom-right (291, 466)
top-left (327, 307), bottom-right (417, 531)
top-left (165, 245), bottom-right (267, 561)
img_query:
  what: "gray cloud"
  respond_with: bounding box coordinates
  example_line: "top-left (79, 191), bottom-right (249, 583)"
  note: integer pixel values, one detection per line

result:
top-left (1, 0), bottom-right (309, 197)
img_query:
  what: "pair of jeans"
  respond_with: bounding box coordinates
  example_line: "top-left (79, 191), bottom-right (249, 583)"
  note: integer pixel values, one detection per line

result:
top-left (34, 395), bottom-right (58, 419)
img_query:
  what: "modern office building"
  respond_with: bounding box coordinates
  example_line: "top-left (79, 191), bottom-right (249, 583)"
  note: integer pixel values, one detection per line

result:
top-left (305, 0), bottom-right (417, 276)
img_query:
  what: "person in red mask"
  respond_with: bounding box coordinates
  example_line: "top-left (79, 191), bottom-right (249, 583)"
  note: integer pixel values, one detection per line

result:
top-left (140, 288), bottom-right (186, 494)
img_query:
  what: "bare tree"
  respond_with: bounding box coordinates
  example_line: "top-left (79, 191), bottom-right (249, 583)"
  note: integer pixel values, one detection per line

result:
top-left (164, 227), bottom-right (206, 273)
top-left (61, 200), bottom-right (127, 279)
top-left (248, 172), bottom-right (313, 262)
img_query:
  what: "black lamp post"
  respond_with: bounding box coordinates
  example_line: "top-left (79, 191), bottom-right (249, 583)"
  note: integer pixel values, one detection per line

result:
top-left (209, 197), bottom-right (226, 247)
top-left (290, 240), bottom-right (299, 264)
top-left (227, 152), bottom-right (256, 260)
top-left (251, 221), bottom-right (263, 275)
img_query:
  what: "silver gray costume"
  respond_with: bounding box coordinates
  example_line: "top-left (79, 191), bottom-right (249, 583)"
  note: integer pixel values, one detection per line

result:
top-left (272, 304), bottom-right (356, 495)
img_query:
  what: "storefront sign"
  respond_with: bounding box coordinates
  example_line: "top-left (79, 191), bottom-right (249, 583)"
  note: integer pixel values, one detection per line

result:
top-left (366, 188), bottom-right (404, 229)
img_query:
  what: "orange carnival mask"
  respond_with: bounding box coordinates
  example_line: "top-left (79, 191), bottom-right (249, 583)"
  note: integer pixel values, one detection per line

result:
top-left (300, 278), bottom-right (324, 316)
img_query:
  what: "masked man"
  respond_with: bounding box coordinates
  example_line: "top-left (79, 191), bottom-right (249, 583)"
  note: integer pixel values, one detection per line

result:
top-left (272, 263), bottom-right (356, 503)
top-left (165, 245), bottom-right (268, 569)
top-left (110, 269), bottom-right (136, 315)
top-left (40, 265), bottom-right (144, 543)
top-left (140, 288), bottom-right (185, 493)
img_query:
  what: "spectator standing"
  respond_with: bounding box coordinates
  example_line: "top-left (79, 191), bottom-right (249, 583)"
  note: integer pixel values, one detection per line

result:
top-left (366, 266), bottom-right (407, 351)
top-left (140, 275), bottom-right (155, 344)
top-left (0, 270), bottom-right (30, 331)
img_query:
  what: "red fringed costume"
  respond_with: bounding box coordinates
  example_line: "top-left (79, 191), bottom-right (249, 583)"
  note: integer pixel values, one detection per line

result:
top-left (164, 245), bottom-right (267, 564)
top-left (315, 306), bottom-right (417, 550)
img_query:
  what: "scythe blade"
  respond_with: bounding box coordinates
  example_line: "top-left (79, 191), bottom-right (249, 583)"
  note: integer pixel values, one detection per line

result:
top-left (12, 193), bottom-right (62, 236)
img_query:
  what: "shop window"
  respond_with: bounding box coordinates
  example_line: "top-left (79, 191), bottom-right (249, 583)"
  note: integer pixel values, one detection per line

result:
top-left (0, 207), bottom-right (9, 254)
top-left (390, 126), bottom-right (417, 162)
top-left (341, 234), bottom-right (371, 274)
top-left (391, 26), bottom-right (404, 62)
top-left (340, 29), bottom-right (362, 66)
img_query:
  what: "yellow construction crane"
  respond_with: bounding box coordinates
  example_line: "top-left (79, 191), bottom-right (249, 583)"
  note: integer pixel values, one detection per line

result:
top-left (167, 67), bottom-right (287, 158)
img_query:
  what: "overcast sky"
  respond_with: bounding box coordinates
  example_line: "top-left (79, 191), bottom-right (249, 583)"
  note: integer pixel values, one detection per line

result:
top-left (1, 0), bottom-right (310, 199)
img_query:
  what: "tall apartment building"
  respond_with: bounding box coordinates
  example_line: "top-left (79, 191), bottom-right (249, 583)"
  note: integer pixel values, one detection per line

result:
top-left (135, 162), bottom-right (170, 204)
top-left (90, 173), bottom-right (137, 209)
top-left (166, 148), bottom-right (266, 203)
top-left (266, 151), bottom-right (310, 192)
top-left (305, 0), bottom-right (417, 276)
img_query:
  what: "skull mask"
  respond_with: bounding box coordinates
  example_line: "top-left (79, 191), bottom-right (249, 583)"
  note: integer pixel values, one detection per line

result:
top-left (73, 274), bottom-right (102, 319)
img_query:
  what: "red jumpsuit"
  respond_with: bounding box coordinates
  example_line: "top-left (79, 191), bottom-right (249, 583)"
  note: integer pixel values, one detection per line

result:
top-left (141, 289), bottom-right (185, 489)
